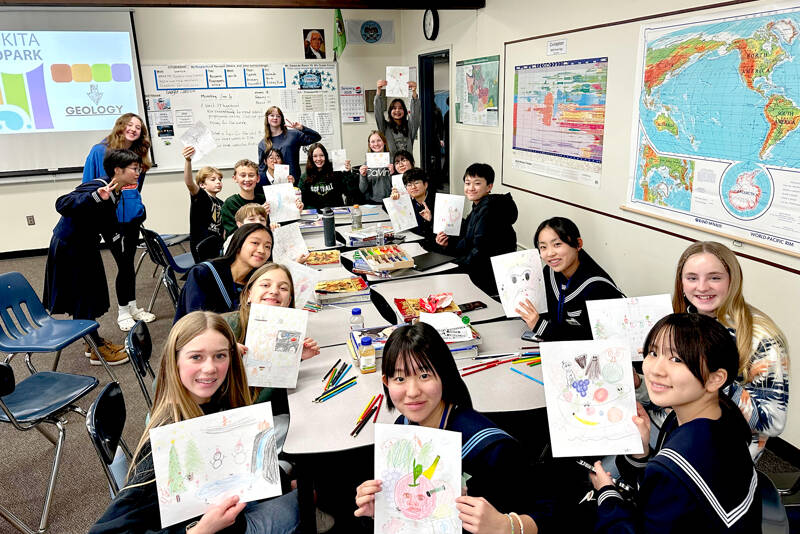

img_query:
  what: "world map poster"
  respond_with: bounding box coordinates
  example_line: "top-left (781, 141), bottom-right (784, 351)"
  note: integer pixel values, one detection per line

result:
top-left (629, 4), bottom-right (800, 254)
top-left (455, 55), bottom-right (499, 127)
top-left (511, 57), bottom-right (608, 188)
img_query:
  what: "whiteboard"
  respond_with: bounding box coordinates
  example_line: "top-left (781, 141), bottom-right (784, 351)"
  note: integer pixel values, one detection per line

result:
top-left (142, 61), bottom-right (341, 172)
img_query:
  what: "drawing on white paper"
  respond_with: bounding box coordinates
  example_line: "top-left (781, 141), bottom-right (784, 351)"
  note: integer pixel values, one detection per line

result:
top-left (539, 339), bottom-right (643, 457)
top-left (391, 174), bottom-right (407, 195)
top-left (433, 194), bottom-right (464, 236)
top-left (383, 194), bottom-right (417, 232)
top-left (491, 249), bottom-right (547, 319)
top-left (330, 149), bottom-right (347, 172)
top-left (386, 66), bottom-right (410, 98)
top-left (150, 403), bottom-right (282, 528)
top-left (284, 260), bottom-right (321, 310)
top-left (179, 121), bottom-right (217, 163)
top-left (244, 304), bottom-right (309, 388)
top-left (374, 424), bottom-right (461, 534)
top-left (586, 294), bottom-right (672, 361)
top-left (366, 152), bottom-right (390, 169)
top-left (263, 183), bottom-right (300, 223)
top-left (272, 164), bottom-right (290, 184)
top-left (271, 223), bottom-right (309, 264)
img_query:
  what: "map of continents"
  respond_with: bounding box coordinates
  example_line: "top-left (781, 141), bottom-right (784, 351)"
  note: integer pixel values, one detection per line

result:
top-left (634, 10), bottom-right (800, 219)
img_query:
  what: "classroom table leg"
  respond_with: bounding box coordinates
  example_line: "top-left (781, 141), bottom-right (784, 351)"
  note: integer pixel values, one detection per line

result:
top-left (295, 459), bottom-right (317, 534)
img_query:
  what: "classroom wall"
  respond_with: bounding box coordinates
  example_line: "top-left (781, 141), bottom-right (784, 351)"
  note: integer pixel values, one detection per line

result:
top-left (399, 0), bottom-right (800, 449)
top-left (0, 7), bottom-right (404, 253)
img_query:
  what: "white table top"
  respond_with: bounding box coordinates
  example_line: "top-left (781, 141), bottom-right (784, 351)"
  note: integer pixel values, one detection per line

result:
top-left (303, 231), bottom-right (345, 251)
top-left (284, 346), bottom-right (395, 454)
top-left (307, 300), bottom-right (385, 348)
top-left (370, 273), bottom-right (505, 324)
top-left (340, 242), bottom-right (458, 282)
top-left (335, 224), bottom-right (421, 246)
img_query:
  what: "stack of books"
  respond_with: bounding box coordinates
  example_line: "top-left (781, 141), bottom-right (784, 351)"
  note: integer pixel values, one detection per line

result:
top-left (314, 277), bottom-right (370, 306)
top-left (346, 322), bottom-right (482, 361)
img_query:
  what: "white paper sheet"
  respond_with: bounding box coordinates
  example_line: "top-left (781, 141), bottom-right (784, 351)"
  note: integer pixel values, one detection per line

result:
top-left (491, 249), bottom-right (548, 318)
top-left (366, 152), bottom-right (390, 169)
top-left (418, 312), bottom-right (472, 342)
top-left (179, 121), bottom-right (217, 163)
top-left (391, 174), bottom-right (406, 195)
top-left (150, 404), bottom-right (282, 528)
top-left (433, 194), bottom-right (464, 236)
top-left (272, 164), bottom-right (290, 184)
top-left (263, 183), bottom-right (300, 223)
top-left (539, 339), bottom-right (643, 457)
top-left (330, 149), bottom-right (348, 172)
top-left (283, 260), bottom-right (321, 310)
top-left (271, 223), bottom-right (309, 264)
top-left (374, 424), bottom-right (462, 534)
top-left (385, 66), bottom-right (410, 98)
top-left (244, 304), bottom-right (309, 388)
top-left (586, 294), bottom-right (673, 361)
top-left (383, 194), bottom-right (418, 232)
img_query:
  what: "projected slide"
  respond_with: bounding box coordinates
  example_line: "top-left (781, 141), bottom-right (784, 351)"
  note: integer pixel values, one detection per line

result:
top-left (0, 31), bottom-right (138, 134)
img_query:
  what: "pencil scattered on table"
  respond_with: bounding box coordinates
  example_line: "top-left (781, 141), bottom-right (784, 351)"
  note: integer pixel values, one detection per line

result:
top-left (460, 356), bottom-right (518, 377)
top-left (510, 366), bottom-right (544, 385)
top-left (313, 376), bottom-right (357, 402)
top-left (322, 358), bottom-right (341, 382)
top-left (351, 394), bottom-right (383, 437)
top-left (314, 358), bottom-right (357, 403)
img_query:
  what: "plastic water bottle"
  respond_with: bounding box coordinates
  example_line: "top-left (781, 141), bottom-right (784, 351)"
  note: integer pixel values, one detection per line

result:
top-left (359, 336), bottom-right (376, 373)
top-left (349, 308), bottom-right (364, 330)
top-left (376, 225), bottom-right (385, 246)
top-left (351, 204), bottom-right (363, 230)
top-left (322, 207), bottom-right (336, 247)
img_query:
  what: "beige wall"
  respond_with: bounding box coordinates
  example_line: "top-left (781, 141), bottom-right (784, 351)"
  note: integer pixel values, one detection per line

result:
top-left (399, 0), bottom-right (800, 448)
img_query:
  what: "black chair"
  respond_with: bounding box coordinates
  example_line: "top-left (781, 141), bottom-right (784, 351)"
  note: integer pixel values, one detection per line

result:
top-left (0, 362), bottom-right (98, 533)
top-left (760, 470), bottom-right (791, 534)
top-left (140, 227), bottom-right (195, 312)
top-left (86, 382), bottom-right (132, 498)
top-left (135, 233), bottom-right (190, 275)
top-left (124, 321), bottom-right (155, 410)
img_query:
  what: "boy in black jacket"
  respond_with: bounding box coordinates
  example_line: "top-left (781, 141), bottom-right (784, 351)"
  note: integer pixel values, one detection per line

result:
top-left (435, 163), bottom-right (518, 295)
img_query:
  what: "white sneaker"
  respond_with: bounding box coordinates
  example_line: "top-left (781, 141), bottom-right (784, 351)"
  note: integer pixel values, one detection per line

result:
top-left (130, 307), bottom-right (156, 323)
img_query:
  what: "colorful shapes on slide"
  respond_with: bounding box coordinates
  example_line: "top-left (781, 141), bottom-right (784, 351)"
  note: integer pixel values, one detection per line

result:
top-left (27, 64), bottom-right (54, 129)
top-left (2, 72), bottom-right (29, 115)
top-left (92, 63), bottom-right (112, 82)
top-left (50, 63), bottom-right (132, 83)
top-left (112, 63), bottom-right (131, 82)
top-left (51, 64), bottom-right (72, 82)
top-left (0, 110), bottom-right (26, 131)
top-left (71, 63), bottom-right (92, 82)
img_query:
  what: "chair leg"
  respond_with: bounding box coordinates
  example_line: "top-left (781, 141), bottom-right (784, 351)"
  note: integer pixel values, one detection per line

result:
top-left (24, 352), bottom-right (38, 375)
top-left (134, 371), bottom-right (154, 410)
top-left (50, 350), bottom-right (62, 373)
top-left (147, 278), bottom-right (162, 314)
top-left (0, 504), bottom-right (37, 534)
top-left (38, 420), bottom-right (67, 533)
top-left (84, 337), bottom-right (118, 383)
top-left (134, 250), bottom-right (148, 275)
top-left (35, 424), bottom-right (58, 446)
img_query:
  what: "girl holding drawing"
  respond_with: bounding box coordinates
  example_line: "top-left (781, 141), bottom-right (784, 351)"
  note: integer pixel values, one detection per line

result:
top-left (299, 142), bottom-right (357, 208)
top-left (257, 106), bottom-right (321, 186)
top-left (666, 241), bottom-right (789, 460)
top-left (90, 311), bottom-right (299, 534)
top-left (590, 313), bottom-right (759, 533)
top-left (358, 130), bottom-right (395, 203)
top-left (517, 217), bottom-right (624, 341)
top-left (374, 79), bottom-right (420, 159)
top-left (175, 224), bottom-right (273, 322)
top-left (354, 323), bottom-right (551, 533)
top-left (261, 147), bottom-right (295, 185)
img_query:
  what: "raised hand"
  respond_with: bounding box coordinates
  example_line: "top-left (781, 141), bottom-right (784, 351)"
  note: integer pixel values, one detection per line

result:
top-left (183, 146), bottom-right (196, 160)
top-left (419, 201), bottom-right (432, 221)
top-left (376, 79), bottom-right (387, 91)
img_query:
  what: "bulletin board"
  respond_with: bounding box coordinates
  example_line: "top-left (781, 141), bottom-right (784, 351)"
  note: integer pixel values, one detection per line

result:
top-left (142, 61), bottom-right (341, 172)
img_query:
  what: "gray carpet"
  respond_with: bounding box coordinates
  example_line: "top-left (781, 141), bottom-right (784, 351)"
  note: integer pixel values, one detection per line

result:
top-left (0, 247), bottom-right (797, 533)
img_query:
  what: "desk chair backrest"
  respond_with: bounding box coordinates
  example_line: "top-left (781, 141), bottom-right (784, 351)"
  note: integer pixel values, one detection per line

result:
top-left (760, 470), bottom-right (790, 534)
top-left (86, 382), bottom-right (132, 497)
top-left (140, 228), bottom-right (192, 274)
top-left (0, 271), bottom-right (51, 342)
top-left (124, 321), bottom-right (155, 409)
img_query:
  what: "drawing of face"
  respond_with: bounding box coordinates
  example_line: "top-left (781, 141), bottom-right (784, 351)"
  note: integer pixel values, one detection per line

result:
top-left (503, 264), bottom-right (534, 309)
top-left (642, 333), bottom-right (707, 410)
top-left (369, 133), bottom-right (385, 152)
top-left (248, 268), bottom-right (292, 307)
top-left (177, 329), bottom-right (231, 404)
top-left (236, 229), bottom-right (272, 270)
top-left (395, 473), bottom-right (436, 519)
top-left (537, 226), bottom-right (581, 279)
top-left (680, 252), bottom-right (730, 316)
top-left (233, 165), bottom-right (258, 193)
top-left (201, 173), bottom-right (223, 194)
top-left (312, 147), bottom-right (326, 169)
top-left (383, 364), bottom-right (443, 427)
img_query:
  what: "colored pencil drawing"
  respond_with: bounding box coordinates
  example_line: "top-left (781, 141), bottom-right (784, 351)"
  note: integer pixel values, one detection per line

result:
top-left (432, 194), bottom-right (464, 236)
top-left (383, 194), bottom-right (417, 232)
top-left (150, 404), bottom-right (282, 528)
top-left (586, 294), bottom-right (672, 361)
top-left (244, 304), bottom-right (309, 388)
top-left (540, 339), bottom-right (643, 457)
top-left (374, 424), bottom-right (462, 534)
top-left (490, 249), bottom-right (547, 318)
top-left (385, 66), bottom-right (410, 98)
top-left (283, 260), bottom-right (320, 310)
top-left (271, 223), bottom-right (309, 264)
top-left (366, 151), bottom-right (391, 169)
top-left (263, 183), bottom-right (300, 223)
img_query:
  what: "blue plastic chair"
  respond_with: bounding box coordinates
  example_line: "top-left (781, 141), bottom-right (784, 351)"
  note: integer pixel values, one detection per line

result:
top-left (124, 320), bottom-right (155, 410)
top-left (0, 361), bottom-right (98, 533)
top-left (0, 271), bottom-right (117, 382)
top-left (140, 227), bottom-right (196, 312)
top-left (86, 382), bottom-right (132, 498)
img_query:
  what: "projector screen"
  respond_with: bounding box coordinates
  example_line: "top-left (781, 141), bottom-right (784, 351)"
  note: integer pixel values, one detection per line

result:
top-left (0, 10), bottom-right (147, 176)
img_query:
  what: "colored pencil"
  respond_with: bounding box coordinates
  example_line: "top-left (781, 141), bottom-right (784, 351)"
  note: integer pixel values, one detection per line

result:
top-left (473, 352), bottom-right (517, 360)
top-left (510, 367), bottom-right (544, 385)
top-left (324, 370), bottom-right (336, 390)
top-left (328, 362), bottom-right (346, 389)
top-left (513, 356), bottom-right (541, 364)
top-left (461, 356), bottom-right (517, 371)
top-left (332, 364), bottom-right (352, 387)
top-left (527, 361), bottom-right (542, 367)
top-left (317, 381), bottom-right (357, 402)
top-left (520, 346), bottom-right (539, 350)
top-left (357, 395), bottom-right (377, 423)
top-left (461, 357), bottom-right (518, 377)
top-left (372, 394), bottom-right (383, 423)
top-left (322, 359), bottom-right (341, 382)
top-left (358, 394), bottom-right (380, 424)
top-left (313, 376), bottom-right (357, 402)
top-left (351, 405), bottom-right (377, 436)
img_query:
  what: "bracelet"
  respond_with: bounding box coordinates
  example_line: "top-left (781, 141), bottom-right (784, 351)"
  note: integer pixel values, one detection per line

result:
top-left (509, 512), bottom-right (524, 534)
top-left (506, 513), bottom-right (515, 534)
top-left (185, 520), bottom-right (199, 533)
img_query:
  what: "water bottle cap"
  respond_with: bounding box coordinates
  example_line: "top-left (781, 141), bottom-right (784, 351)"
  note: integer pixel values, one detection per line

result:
top-left (353, 204), bottom-right (359, 208)
top-left (361, 337), bottom-right (372, 346)
top-left (461, 315), bottom-right (470, 325)
top-left (351, 308), bottom-right (362, 315)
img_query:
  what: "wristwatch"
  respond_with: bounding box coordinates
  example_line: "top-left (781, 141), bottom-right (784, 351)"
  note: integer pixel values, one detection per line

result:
top-left (185, 520), bottom-right (199, 533)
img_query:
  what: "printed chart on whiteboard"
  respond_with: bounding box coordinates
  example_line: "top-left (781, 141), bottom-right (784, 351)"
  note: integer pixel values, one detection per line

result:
top-left (142, 62), bottom-right (341, 171)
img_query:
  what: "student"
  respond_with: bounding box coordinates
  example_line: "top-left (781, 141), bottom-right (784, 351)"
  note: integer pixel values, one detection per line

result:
top-left (89, 311), bottom-right (299, 534)
top-left (390, 167), bottom-right (435, 245)
top-left (298, 142), bottom-right (353, 209)
top-left (257, 106), bottom-right (321, 185)
top-left (175, 224), bottom-right (272, 322)
top-left (374, 79), bottom-right (420, 159)
top-left (221, 159), bottom-right (267, 237)
top-left (517, 217), bottom-right (624, 341)
top-left (43, 149), bottom-right (139, 366)
top-left (183, 146), bottom-right (224, 263)
top-left (591, 313), bottom-right (759, 533)
top-left (392, 149), bottom-right (414, 175)
top-left (358, 131), bottom-right (395, 203)
top-left (261, 147), bottom-right (295, 186)
top-left (82, 112), bottom-right (155, 331)
top-left (354, 323), bottom-right (550, 533)
top-left (434, 163), bottom-right (518, 295)
top-left (668, 241), bottom-right (789, 459)
top-left (222, 203), bottom-right (271, 255)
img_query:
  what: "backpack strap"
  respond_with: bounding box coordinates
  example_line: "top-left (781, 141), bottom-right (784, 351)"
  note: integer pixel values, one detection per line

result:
top-left (201, 262), bottom-right (232, 309)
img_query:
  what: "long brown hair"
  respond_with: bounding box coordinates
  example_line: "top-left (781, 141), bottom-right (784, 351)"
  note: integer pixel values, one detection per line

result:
top-left (672, 241), bottom-right (787, 381)
top-left (235, 263), bottom-right (296, 342)
top-left (262, 106), bottom-right (287, 153)
top-left (105, 113), bottom-right (152, 172)
top-left (367, 130), bottom-right (388, 153)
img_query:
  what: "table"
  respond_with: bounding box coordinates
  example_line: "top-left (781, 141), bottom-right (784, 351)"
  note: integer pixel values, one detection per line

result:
top-left (307, 300), bottom-right (386, 348)
top-left (303, 231), bottom-right (344, 251)
top-left (335, 224), bottom-right (421, 247)
top-left (369, 273), bottom-right (505, 324)
top-left (340, 242), bottom-right (458, 283)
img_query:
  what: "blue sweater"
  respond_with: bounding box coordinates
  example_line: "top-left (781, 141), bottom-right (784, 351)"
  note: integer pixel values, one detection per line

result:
top-left (82, 141), bottom-right (146, 224)
top-left (257, 127), bottom-right (321, 186)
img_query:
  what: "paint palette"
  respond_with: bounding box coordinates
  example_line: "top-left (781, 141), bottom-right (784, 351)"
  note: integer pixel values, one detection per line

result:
top-left (357, 245), bottom-right (415, 271)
